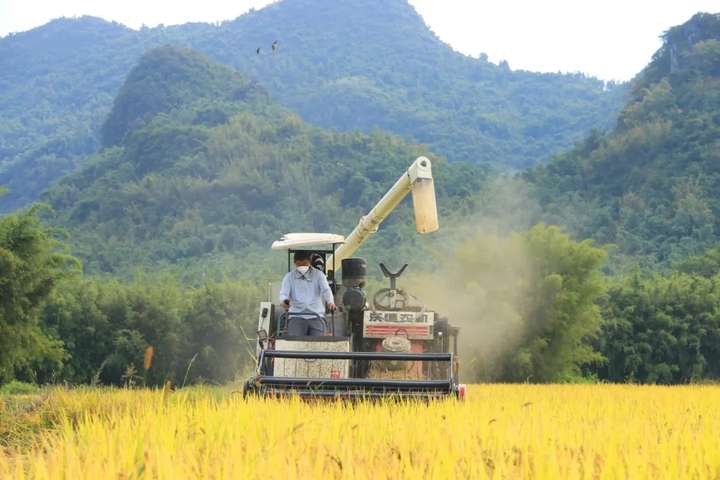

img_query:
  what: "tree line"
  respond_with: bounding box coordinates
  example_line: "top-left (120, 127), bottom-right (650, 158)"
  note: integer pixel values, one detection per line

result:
top-left (3, 205), bottom-right (720, 386)
top-left (1, 206), bottom-right (260, 387)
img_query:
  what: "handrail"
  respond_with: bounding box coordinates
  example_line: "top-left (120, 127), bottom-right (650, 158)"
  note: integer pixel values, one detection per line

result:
top-left (262, 350), bottom-right (452, 361)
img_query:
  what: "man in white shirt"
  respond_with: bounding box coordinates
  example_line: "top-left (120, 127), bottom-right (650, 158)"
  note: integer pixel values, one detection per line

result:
top-left (279, 251), bottom-right (337, 336)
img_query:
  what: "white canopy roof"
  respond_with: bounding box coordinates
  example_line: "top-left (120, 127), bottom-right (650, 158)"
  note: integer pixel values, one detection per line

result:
top-left (271, 233), bottom-right (345, 250)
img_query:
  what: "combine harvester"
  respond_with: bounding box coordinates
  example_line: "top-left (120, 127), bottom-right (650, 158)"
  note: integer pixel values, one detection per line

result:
top-left (244, 157), bottom-right (465, 400)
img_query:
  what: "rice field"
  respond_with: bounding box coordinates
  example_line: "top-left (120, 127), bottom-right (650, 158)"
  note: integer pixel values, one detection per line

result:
top-left (1, 384), bottom-right (719, 479)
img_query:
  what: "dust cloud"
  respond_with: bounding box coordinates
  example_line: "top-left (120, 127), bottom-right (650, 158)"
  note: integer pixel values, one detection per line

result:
top-left (406, 178), bottom-right (540, 381)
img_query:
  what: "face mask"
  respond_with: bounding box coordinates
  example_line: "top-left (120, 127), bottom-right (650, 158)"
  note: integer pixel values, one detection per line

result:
top-left (296, 265), bottom-right (310, 274)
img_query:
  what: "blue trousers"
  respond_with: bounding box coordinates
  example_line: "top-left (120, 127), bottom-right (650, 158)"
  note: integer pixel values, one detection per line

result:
top-left (287, 316), bottom-right (325, 336)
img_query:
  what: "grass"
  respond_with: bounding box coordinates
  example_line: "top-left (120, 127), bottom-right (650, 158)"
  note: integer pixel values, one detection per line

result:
top-left (1, 384), bottom-right (719, 479)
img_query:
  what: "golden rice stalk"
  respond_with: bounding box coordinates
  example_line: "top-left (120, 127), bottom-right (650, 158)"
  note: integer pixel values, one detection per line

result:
top-left (4, 385), bottom-right (720, 479)
top-left (161, 381), bottom-right (172, 404)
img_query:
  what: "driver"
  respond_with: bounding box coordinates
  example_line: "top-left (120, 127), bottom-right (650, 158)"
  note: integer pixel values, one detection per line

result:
top-left (279, 251), bottom-right (337, 336)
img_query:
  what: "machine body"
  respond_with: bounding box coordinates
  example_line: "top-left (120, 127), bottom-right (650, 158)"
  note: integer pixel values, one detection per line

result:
top-left (244, 157), bottom-right (464, 400)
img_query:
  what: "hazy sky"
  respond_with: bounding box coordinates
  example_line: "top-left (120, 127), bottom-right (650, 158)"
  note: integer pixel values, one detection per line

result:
top-left (1, 0), bottom-right (717, 81)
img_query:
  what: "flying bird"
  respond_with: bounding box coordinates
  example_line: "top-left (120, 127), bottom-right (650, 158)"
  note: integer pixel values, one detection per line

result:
top-left (256, 47), bottom-right (261, 55)
top-left (272, 40), bottom-right (279, 53)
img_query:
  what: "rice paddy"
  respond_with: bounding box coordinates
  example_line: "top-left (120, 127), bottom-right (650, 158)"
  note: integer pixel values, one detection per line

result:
top-left (1, 384), bottom-right (719, 479)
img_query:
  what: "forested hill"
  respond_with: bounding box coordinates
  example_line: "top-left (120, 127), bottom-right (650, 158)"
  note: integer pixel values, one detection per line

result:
top-left (100, 46), bottom-right (268, 147)
top-left (0, 0), bottom-right (625, 212)
top-left (211, 0), bottom-right (624, 168)
top-left (42, 45), bottom-right (486, 276)
top-left (527, 13), bottom-right (720, 269)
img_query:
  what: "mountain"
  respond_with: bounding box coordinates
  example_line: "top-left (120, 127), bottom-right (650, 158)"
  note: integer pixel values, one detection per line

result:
top-left (0, 0), bottom-right (625, 212)
top-left (41, 45), bottom-right (486, 276)
top-left (0, 17), bottom-right (141, 211)
top-left (101, 45), bottom-right (267, 146)
top-left (527, 13), bottom-right (720, 269)
top-left (209, 0), bottom-right (625, 166)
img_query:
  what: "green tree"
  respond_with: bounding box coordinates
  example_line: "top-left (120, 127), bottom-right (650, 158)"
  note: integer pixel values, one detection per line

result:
top-left (0, 207), bottom-right (78, 383)
top-left (38, 274), bottom-right (261, 386)
top-left (181, 281), bottom-right (262, 384)
top-left (509, 225), bottom-right (607, 381)
top-left (410, 224), bottom-right (607, 382)
top-left (598, 272), bottom-right (720, 383)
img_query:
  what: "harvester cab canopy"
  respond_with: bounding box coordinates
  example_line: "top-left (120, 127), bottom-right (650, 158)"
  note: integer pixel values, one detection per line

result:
top-left (271, 233), bottom-right (345, 275)
top-left (271, 233), bottom-right (345, 251)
